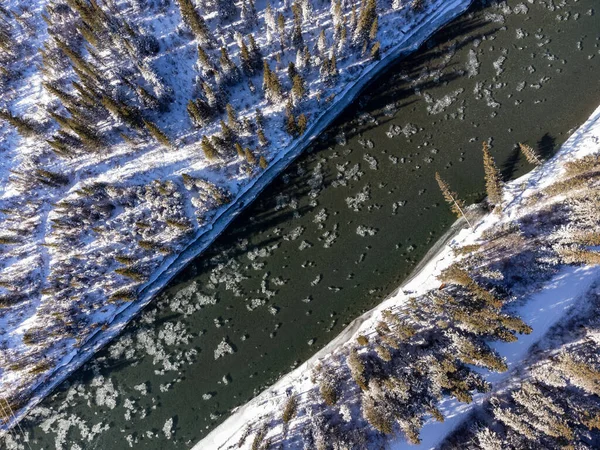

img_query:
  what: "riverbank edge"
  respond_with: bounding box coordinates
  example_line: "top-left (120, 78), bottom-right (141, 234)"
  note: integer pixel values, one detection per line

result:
top-left (1, 0), bottom-right (474, 432)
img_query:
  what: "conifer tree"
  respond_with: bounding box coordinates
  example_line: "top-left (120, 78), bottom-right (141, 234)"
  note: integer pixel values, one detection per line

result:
top-left (219, 46), bottom-right (240, 84)
top-left (353, 0), bottom-right (377, 47)
top-left (291, 74), bottom-right (306, 104)
top-left (435, 172), bottom-right (471, 227)
top-left (143, 119), bottom-right (173, 149)
top-left (187, 98), bottom-right (212, 128)
top-left (226, 103), bottom-right (241, 132)
top-left (369, 16), bottom-right (379, 41)
top-left (286, 113), bottom-right (298, 137)
top-left (197, 45), bottom-right (217, 78)
top-left (239, 39), bottom-right (255, 76)
top-left (291, 3), bottom-right (304, 49)
top-left (297, 113), bottom-right (308, 135)
top-left (240, 0), bottom-right (258, 30)
top-left (201, 81), bottom-right (223, 112)
top-left (175, 0), bottom-right (213, 46)
top-left (245, 147), bottom-right (257, 165)
top-left (518, 143), bottom-right (542, 165)
top-left (482, 142), bottom-right (503, 211)
top-left (370, 41), bottom-right (381, 60)
top-left (255, 108), bottom-right (265, 129)
top-left (263, 60), bottom-right (283, 103)
top-left (220, 119), bottom-right (235, 144)
top-left (259, 156), bottom-right (268, 169)
top-left (277, 13), bottom-right (286, 49)
top-left (235, 142), bottom-right (245, 158)
top-left (201, 135), bottom-right (218, 160)
top-left (316, 29), bottom-right (327, 56)
top-left (248, 34), bottom-right (262, 68)
top-left (257, 128), bottom-right (268, 147)
top-left (0, 109), bottom-right (37, 137)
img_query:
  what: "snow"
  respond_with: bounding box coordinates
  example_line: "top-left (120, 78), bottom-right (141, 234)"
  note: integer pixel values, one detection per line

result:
top-left (194, 100), bottom-right (600, 449)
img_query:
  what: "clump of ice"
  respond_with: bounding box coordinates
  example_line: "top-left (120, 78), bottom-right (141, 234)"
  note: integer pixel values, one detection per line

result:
top-left (163, 417), bottom-right (174, 439)
top-left (356, 226), bottom-right (378, 237)
top-left (214, 338), bottom-right (235, 359)
top-left (466, 50), bottom-right (480, 77)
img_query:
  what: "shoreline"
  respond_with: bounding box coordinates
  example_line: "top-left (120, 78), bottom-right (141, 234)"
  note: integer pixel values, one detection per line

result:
top-left (0, 0), bottom-right (474, 433)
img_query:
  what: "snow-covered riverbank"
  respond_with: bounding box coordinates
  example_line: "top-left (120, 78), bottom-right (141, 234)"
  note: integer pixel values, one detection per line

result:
top-left (0, 0), bottom-right (474, 433)
top-left (196, 103), bottom-right (600, 449)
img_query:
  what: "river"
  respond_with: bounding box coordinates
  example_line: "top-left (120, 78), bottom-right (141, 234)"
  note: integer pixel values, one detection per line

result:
top-left (5, 0), bottom-right (600, 448)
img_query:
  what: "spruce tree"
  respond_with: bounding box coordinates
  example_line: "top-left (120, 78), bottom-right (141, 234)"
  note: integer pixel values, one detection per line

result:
top-left (240, 0), bottom-right (258, 30)
top-left (245, 147), bottom-right (257, 165)
top-left (370, 41), bottom-right (381, 60)
top-left (175, 0), bottom-right (213, 46)
top-left (240, 39), bottom-right (255, 76)
top-left (291, 3), bottom-right (304, 49)
top-left (263, 60), bottom-right (283, 103)
top-left (255, 108), bottom-right (265, 129)
top-left (259, 156), bottom-right (268, 169)
top-left (482, 142), bottom-right (503, 211)
top-left (143, 119), bottom-right (173, 149)
top-left (201, 135), bottom-right (218, 160)
top-left (226, 103), bottom-right (241, 132)
top-left (291, 74), bottom-right (306, 104)
top-left (197, 45), bottom-right (217, 78)
top-left (297, 113), bottom-right (308, 135)
top-left (353, 0), bottom-right (377, 47)
top-left (220, 119), bottom-right (235, 144)
top-left (234, 142), bottom-right (244, 158)
top-left (0, 109), bottom-right (37, 137)
top-left (518, 143), bottom-right (542, 165)
top-left (435, 172), bottom-right (471, 227)
top-left (257, 128), bottom-right (268, 147)
top-left (219, 46), bottom-right (240, 84)
top-left (286, 113), bottom-right (298, 137)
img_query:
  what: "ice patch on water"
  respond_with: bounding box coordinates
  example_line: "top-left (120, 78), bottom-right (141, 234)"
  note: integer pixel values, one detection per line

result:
top-left (426, 89), bottom-right (464, 115)
top-left (356, 226), bottom-right (378, 237)
top-left (466, 49), bottom-right (480, 77)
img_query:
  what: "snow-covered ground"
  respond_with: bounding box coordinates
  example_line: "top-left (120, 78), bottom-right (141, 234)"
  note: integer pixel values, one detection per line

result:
top-left (0, 0), bottom-right (475, 431)
top-left (196, 103), bottom-right (600, 449)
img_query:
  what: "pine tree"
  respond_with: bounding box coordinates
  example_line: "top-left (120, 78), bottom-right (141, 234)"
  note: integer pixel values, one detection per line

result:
top-left (201, 81), bottom-right (223, 112)
top-left (370, 41), bottom-right (381, 60)
top-left (435, 172), bottom-right (471, 227)
top-left (297, 113), bottom-right (308, 135)
top-left (201, 135), bottom-right (218, 160)
top-left (226, 103), bottom-right (241, 132)
top-left (240, 0), bottom-right (258, 30)
top-left (353, 0), bottom-right (377, 47)
top-left (234, 142), bottom-right (244, 158)
top-left (291, 2), bottom-right (304, 49)
top-left (175, 0), bottom-right (213, 46)
top-left (257, 128), bottom-right (268, 147)
top-left (219, 46), bottom-right (240, 84)
top-left (482, 142), bottom-right (503, 211)
top-left (248, 34), bottom-right (262, 68)
top-left (291, 74), bottom-right (306, 104)
top-left (0, 109), bottom-right (37, 137)
top-left (286, 113), bottom-right (298, 137)
top-left (254, 108), bottom-right (264, 128)
top-left (369, 16), bottom-right (378, 41)
top-left (220, 119), bottom-right (236, 144)
top-left (143, 119), bottom-right (173, 149)
top-left (276, 13), bottom-right (286, 49)
top-left (518, 143), bottom-right (542, 165)
top-left (197, 45), bottom-right (217, 78)
top-left (187, 99), bottom-right (212, 128)
top-left (263, 60), bottom-right (283, 103)
top-left (316, 29), bottom-right (327, 56)
top-left (259, 156), bottom-right (268, 169)
top-left (239, 39), bottom-right (254, 76)
top-left (245, 147), bottom-right (257, 165)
